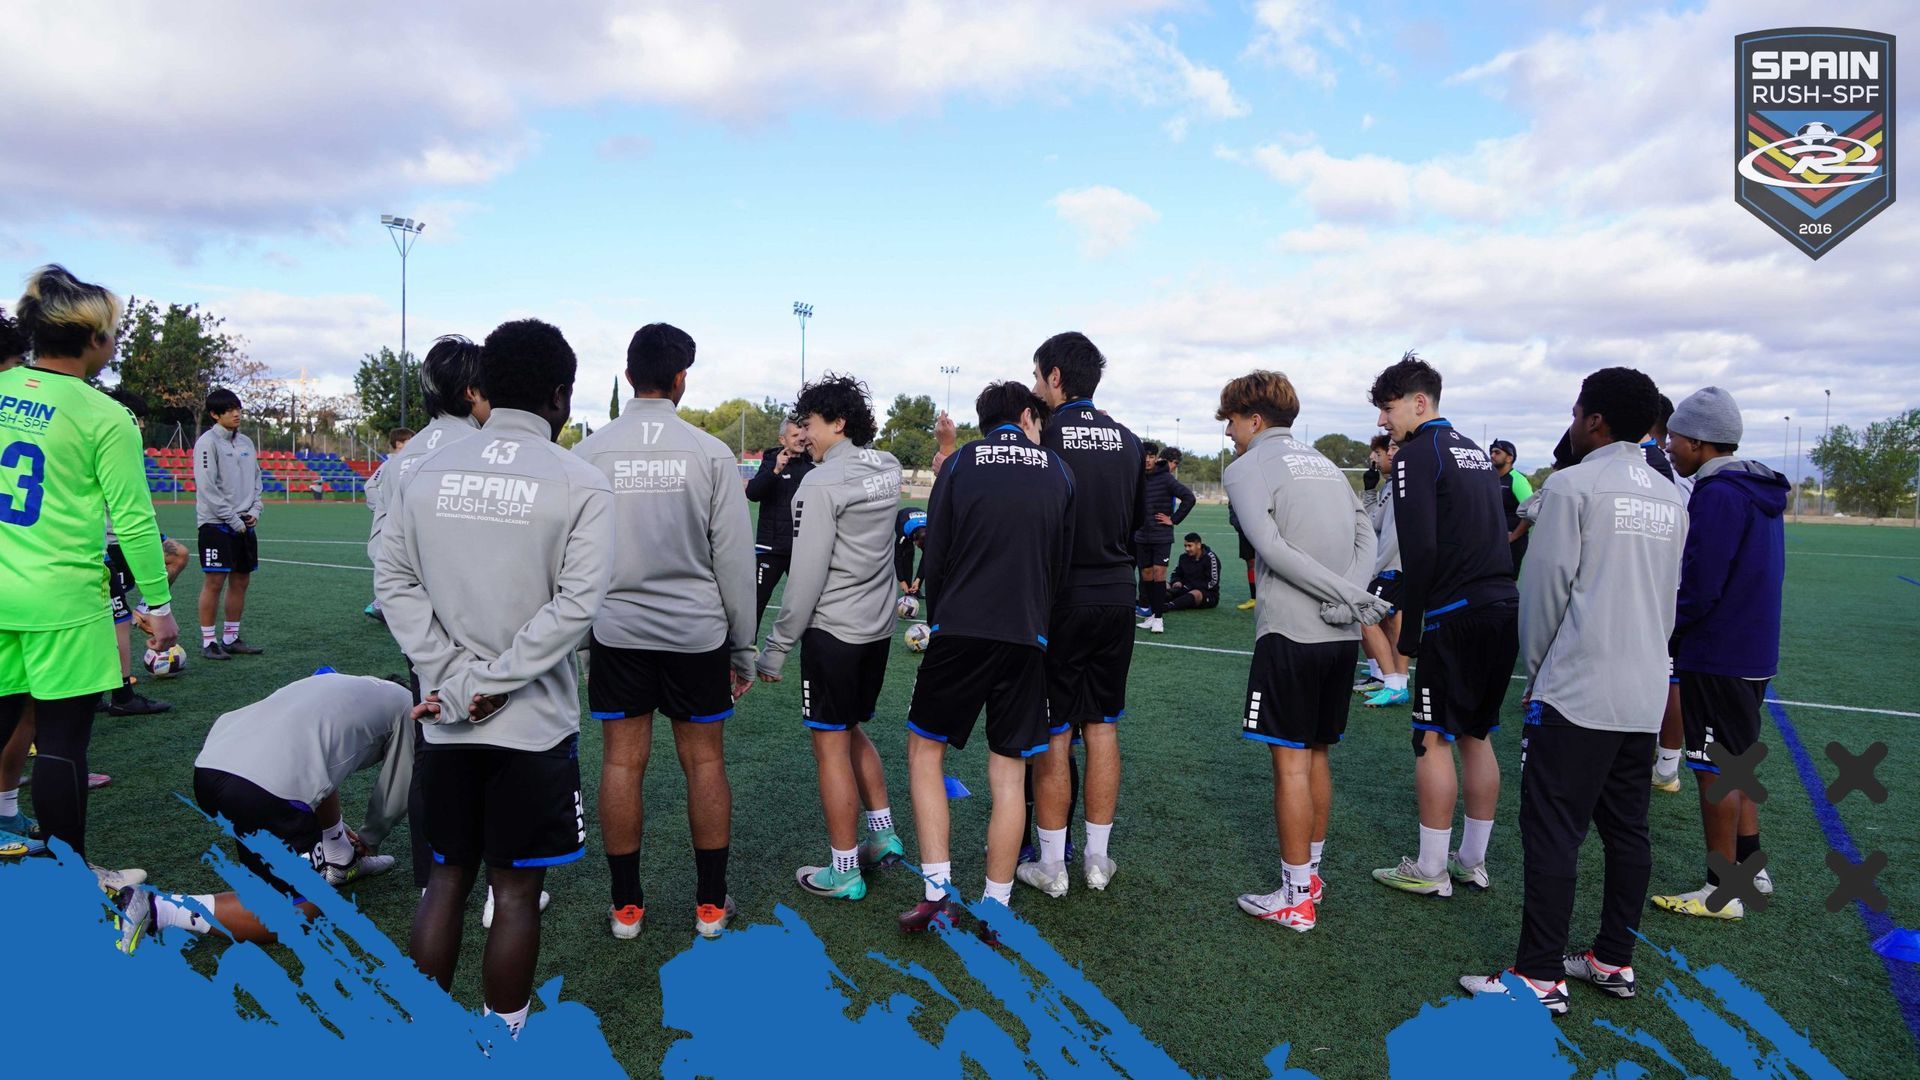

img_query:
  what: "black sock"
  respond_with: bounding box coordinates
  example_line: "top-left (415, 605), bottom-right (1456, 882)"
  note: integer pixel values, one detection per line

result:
top-left (1736, 833), bottom-right (1760, 864)
top-left (112, 680), bottom-right (133, 704)
top-left (1166, 591), bottom-right (1200, 613)
top-left (1247, 565), bottom-right (1256, 598)
top-left (608, 850), bottom-right (642, 909)
top-left (1147, 579), bottom-right (1168, 615)
top-left (694, 846), bottom-right (729, 907)
top-left (1705, 866), bottom-right (1720, 887)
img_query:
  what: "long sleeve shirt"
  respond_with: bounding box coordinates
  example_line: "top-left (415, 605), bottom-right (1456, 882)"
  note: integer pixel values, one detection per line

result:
top-left (744, 445), bottom-right (814, 553)
top-left (375, 408), bottom-right (614, 747)
top-left (1390, 418), bottom-right (1517, 655)
top-left (1222, 427), bottom-right (1376, 645)
top-left (1671, 456), bottom-right (1790, 678)
top-left (1041, 399), bottom-right (1147, 608)
top-left (365, 414), bottom-right (483, 563)
top-left (194, 424), bottom-right (263, 531)
top-left (1133, 464), bottom-right (1196, 544)
top-left (1364, 484), bottom-right (1401, 574)
top-left (1170, 546), bottom-right (1222, 602)
top-left (757, 439), bottom-right (902, 678)
top-left (895, 507), bottom-right (927, 586)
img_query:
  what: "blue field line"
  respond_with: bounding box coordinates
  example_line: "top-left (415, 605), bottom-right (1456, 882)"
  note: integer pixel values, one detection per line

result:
top-left (1899, 575), bottom-right (1920, 588)
top-left (1765, 690), bottom-right (1920, 1051)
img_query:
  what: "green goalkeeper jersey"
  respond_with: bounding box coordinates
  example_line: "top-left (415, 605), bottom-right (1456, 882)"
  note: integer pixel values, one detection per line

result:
top-left (0, 366), bottom-right (171, 630)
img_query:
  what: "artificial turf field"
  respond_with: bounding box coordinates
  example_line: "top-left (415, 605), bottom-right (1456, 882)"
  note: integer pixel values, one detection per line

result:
top-left (49, 499), bottom-right (1920, 1077)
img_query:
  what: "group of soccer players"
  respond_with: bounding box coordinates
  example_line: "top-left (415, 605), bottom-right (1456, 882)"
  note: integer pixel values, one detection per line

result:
top-left (0, 261), bottom-right (1792, 1034)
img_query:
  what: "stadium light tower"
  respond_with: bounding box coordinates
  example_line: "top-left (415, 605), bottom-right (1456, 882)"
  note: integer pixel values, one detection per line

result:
top-left (793, 302), bottom-right (813, 386)
top-left (940, 365), bottom-right (960, 413)
top-left (1175, 417), bottom-right (1181, 450)
top-left (381, 215), bottom-right (426, 429)
top-left (1821, 389), bottom-right (1831, 516)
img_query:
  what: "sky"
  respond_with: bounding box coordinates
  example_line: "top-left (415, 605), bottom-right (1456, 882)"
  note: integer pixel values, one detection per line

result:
top-left (2, 0), bottom-right (1914, 472)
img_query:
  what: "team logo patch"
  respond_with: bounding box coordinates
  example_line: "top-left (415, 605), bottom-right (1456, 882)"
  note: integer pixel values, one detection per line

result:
top-left (1735, 27), bottom-right (1896, 258)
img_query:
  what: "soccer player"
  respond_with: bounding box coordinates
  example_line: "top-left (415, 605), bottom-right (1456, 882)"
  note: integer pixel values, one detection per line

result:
top-left (1229, 505), bottom-right (1258, 610)
top-left (1358, 435), bottom-right (1410, 707)
top-left (1028, 332), bottom-right (1146, 892)
top-left (1459, 367), bottom-right (1685, 1014)
top-left (92, 387), bottom-right (171, 716)
top-left (895, 506), bottom-right (927, 618)
top-left (1368, 352), bottom-right (1519, 899)
top-left (0, 265), bottom-right (180, 871)
top-left (1149, 532), bottom-right (1220, 623)
top-left (1134, 445), bottom-right (1195, 626)
top-left (376, 318), bottom-right (613, 1037)
top-left (1219, 372), bottom-right (1386, 931)
top-left (194, 387), bottom-right (264, 659)
top-left (1490, 439), bottom-right (1533, 576)
top-left (362, 426), bottom-right (414, 621)
top-left (1651, 387), bottom-right (1788, 920)
top-left (745, 418), bottom-right (814, 628)
top-left (1643, 394), bottom-right (1690, 793)
top-left (112, 669), bottom-right (419, 952)
top-left (756, 374), bottom-right (905, 902)
top-left (576, 323), bottom-right (756, 939)
top-left (904, 382), bottom-right (1072, 926)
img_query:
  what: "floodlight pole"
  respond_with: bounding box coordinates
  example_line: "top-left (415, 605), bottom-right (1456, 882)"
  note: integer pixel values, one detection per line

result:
top-left (382, 215), bottom-right (426, 429)
top-left (1175, 417), bottom-right (1181, 450)
top-left (793, 302), bottom-right (813, 386)
top-left (1821, 389), bottom-right (1830, 516)
top-left (940, 365), bottom-right (959, 413)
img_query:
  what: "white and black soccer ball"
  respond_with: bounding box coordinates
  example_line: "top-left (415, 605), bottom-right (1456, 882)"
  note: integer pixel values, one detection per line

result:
top-left (896, 595), bottom-right (920, 620)
top-left (904, 622), bottom-right (933, 653)
top-left (1796, 121), bottom-right (1838, 146)
top-left (143, 645), bottom-right (187, 678)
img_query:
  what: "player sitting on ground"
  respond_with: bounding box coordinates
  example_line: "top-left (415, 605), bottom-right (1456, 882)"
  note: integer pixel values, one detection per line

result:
top-left (1357, 434), bottom-right (1410, 707)
top-left (1146, 532), bottom-right (1219, 625)
top-left (757, 374), bottom-right (906, 903)
top-left (193, 387), bottom-right (264, 660)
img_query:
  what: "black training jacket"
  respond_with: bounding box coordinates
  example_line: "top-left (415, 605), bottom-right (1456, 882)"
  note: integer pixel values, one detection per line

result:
top-left (921, 427), bottom-right (1075, 649)
top-left (1390, 418), bottom-right (1517, 655)
top-left (744, 446), bottom-right (814, 553)
top-left (1640, 439), bottom-right (1676, 482)
top-left (1134, 462), bottom-right (1196, 544)
top-left (895, 507), bottom-right (927, 587)
top-left (1171, 546), bottom-right (1222, 602)
top-left (1042, 400), bottom-right (1147, 608)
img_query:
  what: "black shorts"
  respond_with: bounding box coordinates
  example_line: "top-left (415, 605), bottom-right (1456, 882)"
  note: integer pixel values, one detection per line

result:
top-left (1236, 529), bottom-right (1254, 562)
top-left (1367, 570), bottom-right (1402, 613)
top-left (907, 635), bottom-right (1056, 758)
top-left (1242, 634), bottom-right (1358, 748)
top-left (418, 735), bottom-right (584, 869)
top-left (193, 767), bottom-right (322, 893)
top-left (198, 523), bottom-right (259, 574)
top-left (106, 544), bottom-right (133, 623)
top-left (800, 628), bottom-right (889, 731)
top-left (1679, 672), bottom-right (1768, 774)
top-left (1411, 600), bottom-right (1518, 748)
top-left (1044, 605), bottom-right (1133, 726)
top-left (587, 636), bottom-right (733, 724)
top-left (1134, 541), bottom-right (1172, 569)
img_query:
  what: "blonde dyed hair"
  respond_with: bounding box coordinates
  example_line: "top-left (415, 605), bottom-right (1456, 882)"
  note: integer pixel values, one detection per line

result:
top-left (16, 264), bottom-right (122, 357)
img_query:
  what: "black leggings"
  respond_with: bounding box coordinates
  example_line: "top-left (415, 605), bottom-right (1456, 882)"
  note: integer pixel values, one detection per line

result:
top-left (0, 692), bottom-right (99, 859)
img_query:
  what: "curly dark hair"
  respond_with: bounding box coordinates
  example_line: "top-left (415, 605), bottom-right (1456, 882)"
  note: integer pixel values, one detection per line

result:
top-left (0, 307), bottom-right (27, 362)
top-left (481, 318), bottom-right (577, 415)
top-left (1368, 350), bottom-right (1442, 408)
top-left (1576, 367), bottom-right (1661, 444)
top-left (419, 335), bottom-right (485, 419)
top-left (792, 372), bottom-right (876, 446)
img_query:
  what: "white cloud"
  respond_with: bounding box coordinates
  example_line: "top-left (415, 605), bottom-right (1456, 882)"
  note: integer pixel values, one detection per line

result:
top-left (1163, 117), bottom-right (1191, 143)
top-left (1272, 223), bottom-right (1369, 254)
top-left (1243, 142), bottom-right (1506, 224)
top-left (1245, 0), bottom-right (1343, 88)
top-left (1050, 186), bottom-right (1161, 257)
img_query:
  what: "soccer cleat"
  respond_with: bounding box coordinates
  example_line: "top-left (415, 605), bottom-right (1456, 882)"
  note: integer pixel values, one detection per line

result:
top-left (1352, 677), bottom-right (1386, 694)
top-left (1649, 885), bottom-right (1744, 920)
top-left (320, 851), bottom-right (396, 886)
top-left (92, 865), bottom-right (147, 890)
top-left (1447, 851), bottom-right (1490, 891)
top-left (1237, 889), bottom-right (1316, 931)
top-left (222, 638), bottom-right (265, 655)
top-left (1754, 868), bottom-right (1773, 896)
top-left (1363, 687), bottom-right (1410, 708)
top-left (609, 903), bottom-right (646, 940)
top-left (0, 812), bottom-right (41, 839)
top-left (483, 887), bottom-right (552, 928)
top-left (1458, 970), bottom-right (1569, 1016)
top-left (0, 824), bottom-right (44, 857)
top-left (1084, 853), bottom-right (1117, 891)
top-left (1372, 856), bottom-right (1453, 898)
top-left (364, 602), bottom-right (385, 623)
top-left (201, 641), bottom-right (231, 661)
top-left (1134, 605), bottom-right (1152, 619)
top-left (694, 896), bottom-right (735, 938)
top-left (1310, 873), bottom-right (1324, 904)
top-left (1237, 598), bottom-right (1257, 611)
top-left (1651, 762), bottom-right (1682, 793)
top-left (104, 692), bottom-right (172, 717)
top-left (796, 863), bottom-right (867, 901)
top-left (1149, 616), bottom-right (1164, 634)
top-left (1563, 951), bottom-right (1636, 998)
top-left (88, 773), bottom-right (112, 790)
top-left (111, 886), bottom-right (156, 954)
top-left (1016, 843), bottom-right (1038, 867)
top-left (859, 829), bottom-right (905, 868)
top-left (898, 898), bottom-right (955, 933)
top-left (1015, 858), bottom-right (1070, 899)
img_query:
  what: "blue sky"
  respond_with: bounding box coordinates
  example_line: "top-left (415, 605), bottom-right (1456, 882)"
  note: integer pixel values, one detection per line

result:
top-left (3, 0), bottom-right (1913, 467)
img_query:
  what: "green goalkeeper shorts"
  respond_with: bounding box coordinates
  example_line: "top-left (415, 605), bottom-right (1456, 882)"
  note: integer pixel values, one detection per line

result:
top-left (0, 617), bottom-right (121, 700)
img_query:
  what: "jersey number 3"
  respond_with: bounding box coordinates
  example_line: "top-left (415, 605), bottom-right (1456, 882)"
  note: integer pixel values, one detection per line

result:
top-left (0, 442), bottom-right (46, 527)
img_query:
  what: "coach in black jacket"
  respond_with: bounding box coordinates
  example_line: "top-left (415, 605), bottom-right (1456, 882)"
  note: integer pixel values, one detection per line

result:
top-left (1132, 446), bottom-right (1196, 618)
top-left (744, 420), bottom-right (814, 627)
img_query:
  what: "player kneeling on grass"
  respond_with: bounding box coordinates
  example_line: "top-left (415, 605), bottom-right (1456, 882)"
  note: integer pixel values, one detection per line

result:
top-left (905, 382), bottom-right (1074, 928)
top-left (1458, 367), bottom-right (1685, 1014)
top-left (757, 375), bottom-right (906, 904)
top-left (110, 670), bottom-right (423, 951)
top-left (376, 318), bottom-right (614, 1039)
top-left (1218, 372), bottom-right (1387, 932)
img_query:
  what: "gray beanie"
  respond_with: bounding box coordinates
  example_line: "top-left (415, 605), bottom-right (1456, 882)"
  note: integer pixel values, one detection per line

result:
top-left (1669, 386), bottom-right (1743, 445)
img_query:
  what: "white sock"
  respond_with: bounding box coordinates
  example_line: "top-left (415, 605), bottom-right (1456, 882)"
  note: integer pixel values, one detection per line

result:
top-left (320, 821), bottom-right (354, 865)
top-left (1385, 672), bottom-right (1409, 691)
top-left (223, 621), bottom-right (241, 645)
top-left (1459, 816), bottom-right (1493, 869)
top-left (983, 877), bottom-right (1013, 905)
top-left (1282, 861), bottom-right (1312, 907)
top-left (1084, 821), bottom-right (1112, 859)
top-left (865, 806), bottom-right (894, 833)
top-left (487, 1002), bottom-right (530, 1038)
top-left (1657, 746), bottom-right (1682, 771)
top-left (0, 788), bottom-right (17, 817)
top-left (1308, 840), bottom-right (1324, 875)
top-left (831, 846), bottom-right (859, 874)
top-left (923, 860), bottom-right (952, 902)
top-left (1037, 826), bottom-right (1067, 865)
top-left (1367, 659), bottom-right (1383, 679)
top-left (155, 895), bottom-right (215, 935)
top-left (1417, 825), bottom-right (1451, 879)
top-left (201, 625), bottom-right (217, 646)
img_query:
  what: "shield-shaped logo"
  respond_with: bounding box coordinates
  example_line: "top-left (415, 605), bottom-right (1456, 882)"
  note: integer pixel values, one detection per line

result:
top-left (1736, 28), bottom-right (1896, 259)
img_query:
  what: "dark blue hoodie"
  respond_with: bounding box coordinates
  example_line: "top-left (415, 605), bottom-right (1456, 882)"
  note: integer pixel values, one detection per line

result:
top-left (1672, 457), bottom-right (1791, 678)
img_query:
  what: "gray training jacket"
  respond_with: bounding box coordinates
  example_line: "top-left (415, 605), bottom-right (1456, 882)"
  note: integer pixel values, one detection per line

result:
top-left (194, 424), bottom-right (263, 531)
top-left (1364, 483), bottom-right (1401, 574)
top-left (193, 673), bottom-right (416, 850)
top-left (757, 439), bottom-right (903, 679)
top-left (1222, 427), bottom-right (1378, 645)
top-left (574, 397), bottom-right (757, 676)
top-left (375, 408), bottom-right (614, 748)
top-left (365, 414), bottom-right (483, 563)
top-left (1519, 439), bottom-right (1688, 733)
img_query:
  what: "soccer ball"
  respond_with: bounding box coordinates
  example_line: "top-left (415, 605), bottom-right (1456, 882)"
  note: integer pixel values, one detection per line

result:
top-left (1797, 122), bottom-right (1837, 146)
top-left (143, 645), bottom-right (187, 678)
top-left (896, 595), bottom-right (920, 620)
top-left (904, 623), bottom-right (933, 653)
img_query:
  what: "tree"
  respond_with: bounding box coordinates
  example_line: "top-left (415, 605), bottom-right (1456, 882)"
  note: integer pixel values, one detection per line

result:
top-left (353, 347), bottom-right (425, 437)
top-left (679, 397), bottom-right (786, 456)
top-left (609, 377), bottom-right (621, 421)
top-left (113, 298), bottom-right (252, 429)
top-left (878, 394), bottom-right (938, 470)
top-left (1314, 433), bottom-right (1370, 469)
top-left (1527, 466), bottom-right (1554, 493)
top-left (1810, 409), bottom-right (1920, 518)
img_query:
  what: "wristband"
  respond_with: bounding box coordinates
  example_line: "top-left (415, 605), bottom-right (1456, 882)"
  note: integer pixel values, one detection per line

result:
top-left (146, 603), bottom-right (172, 618)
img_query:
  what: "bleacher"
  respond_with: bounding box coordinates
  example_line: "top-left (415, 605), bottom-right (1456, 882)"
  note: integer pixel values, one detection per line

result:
top-left (143, 446), bottom-right (375, 497)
